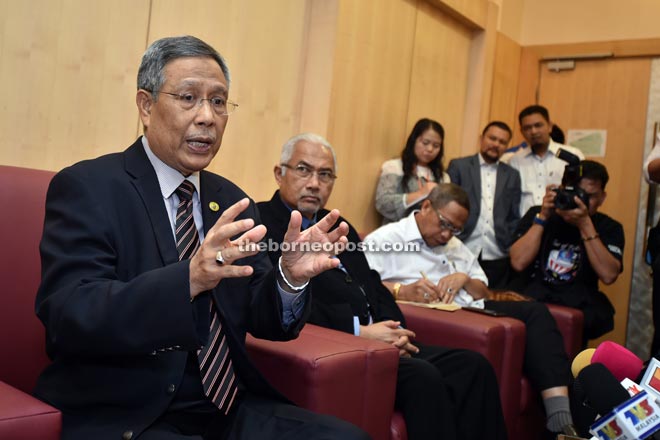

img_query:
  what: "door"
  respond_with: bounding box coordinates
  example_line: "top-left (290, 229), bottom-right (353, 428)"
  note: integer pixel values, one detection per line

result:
top-left (537, 56), bottom-right (651, 346)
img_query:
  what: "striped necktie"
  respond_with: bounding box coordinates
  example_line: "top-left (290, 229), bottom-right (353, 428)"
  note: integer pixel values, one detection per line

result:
top-left (174, 180), bottom-right (238, 414)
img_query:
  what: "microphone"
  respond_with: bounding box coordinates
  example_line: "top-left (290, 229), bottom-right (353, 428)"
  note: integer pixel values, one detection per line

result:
top-left (572, 348), bottom-right (596, 378)
top-left (571, 341), bottom-right (644, 381)
top-left (591, 341), bottom-right (644, 382)
top-left (577, 363), bottom-right (631, 415)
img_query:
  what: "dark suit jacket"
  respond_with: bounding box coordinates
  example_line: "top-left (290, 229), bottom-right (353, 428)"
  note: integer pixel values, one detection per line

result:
top-left (257, 191), bottom-right (404, 334)
top-left (447, 154), bottom-right (521, 253)
top-left (34, 139), bottom-right (307, 440)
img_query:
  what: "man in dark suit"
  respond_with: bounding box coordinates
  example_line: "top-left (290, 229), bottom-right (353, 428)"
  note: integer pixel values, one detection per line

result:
top-left (34, 36), bottom-right (367, 440)
top-left (257, 133), bottom-right (508, 440)
top-left (447, 121), bottom-right (521, 289)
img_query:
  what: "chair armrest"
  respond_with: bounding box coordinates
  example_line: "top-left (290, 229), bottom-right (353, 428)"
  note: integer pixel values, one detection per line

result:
top-left (546, 303), bottom-right (584, 358)
top-left (0, 381), bottom-right (61, 440)
top-left (247, 324), bottom-right (399, 440)
top-left (399, 304), bottom-right (526, 437)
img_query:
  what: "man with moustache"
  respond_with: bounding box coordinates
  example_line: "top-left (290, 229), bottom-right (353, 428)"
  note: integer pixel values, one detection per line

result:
top-left (447, 121), bottom-right (521, 288)
top-left (33, 36), bottom-right (367, 440)
top-left (258, 133), bottom-right (508, 440)
top-left (508, 105), bottom-right (584, 216)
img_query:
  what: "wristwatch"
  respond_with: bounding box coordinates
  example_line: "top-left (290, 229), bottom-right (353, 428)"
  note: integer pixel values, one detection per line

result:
top-left (533, 213), bottom-right (547, 227)
top-left (393, 282), bottom-right (402, 300)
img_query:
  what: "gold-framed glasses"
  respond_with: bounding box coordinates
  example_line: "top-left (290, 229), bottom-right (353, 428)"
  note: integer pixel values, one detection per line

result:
top-left (149, 90), bottom-right (238, 115)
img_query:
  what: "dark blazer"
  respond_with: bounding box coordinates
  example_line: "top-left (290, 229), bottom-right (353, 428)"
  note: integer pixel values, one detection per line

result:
top-left (447, 154), bottom-right (521, 252)
top-left (257, 191), bottom-right (404, 333)
top-left (34, 139), bottom-right (306, 440)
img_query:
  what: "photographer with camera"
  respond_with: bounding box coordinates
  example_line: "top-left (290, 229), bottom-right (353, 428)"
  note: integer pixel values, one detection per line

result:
top-left (508, 105), bottom-right (584, 216)
top-left (509, 159), bottom-right (624, 345)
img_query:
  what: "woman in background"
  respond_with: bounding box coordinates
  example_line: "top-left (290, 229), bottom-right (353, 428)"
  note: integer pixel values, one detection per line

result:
top-left (375, 118), bottom-right (449, 223)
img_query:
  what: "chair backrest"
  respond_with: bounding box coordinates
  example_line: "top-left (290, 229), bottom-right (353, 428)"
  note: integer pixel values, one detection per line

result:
top-left (0, 165), bottom-right (56, 393)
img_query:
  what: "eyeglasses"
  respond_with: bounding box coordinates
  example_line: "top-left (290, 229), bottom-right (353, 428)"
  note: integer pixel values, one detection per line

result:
top-left (281, 164), bottom-right (337, 184)
top-left (435, 210), bottom-right (463, 235)
top-left (148, 90), bottom-right (239, 115)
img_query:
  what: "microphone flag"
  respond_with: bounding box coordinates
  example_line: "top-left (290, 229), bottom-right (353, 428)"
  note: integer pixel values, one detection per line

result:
top-left (589, 390), bottom-right (660, 440)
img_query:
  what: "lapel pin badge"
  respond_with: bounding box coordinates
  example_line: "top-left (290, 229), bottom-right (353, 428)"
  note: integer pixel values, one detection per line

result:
top-left (209, 202), bottom-right (220, 212)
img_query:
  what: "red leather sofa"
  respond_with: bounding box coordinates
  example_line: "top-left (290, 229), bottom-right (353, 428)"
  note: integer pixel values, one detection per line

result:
top-left (0, 165), bottom-right (61, 440)
top-left (0, 164), bottom-right (401, 440)
top-left (1, 164), bottom-right (583, 440)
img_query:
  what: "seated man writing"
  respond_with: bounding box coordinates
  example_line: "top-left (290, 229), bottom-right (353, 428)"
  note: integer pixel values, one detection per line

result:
top-left (258, 133), bottom-right (507, 440)
top-left (363, 182), bottom-right (577, 437)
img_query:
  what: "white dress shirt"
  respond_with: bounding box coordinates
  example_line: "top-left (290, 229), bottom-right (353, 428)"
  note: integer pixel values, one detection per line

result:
top-left (363, 212), bottom-right (487, 308)
top-left (463, 154), bottom-right (506, 260)
top-left (141, 137), bottom-right (305, 323)
top-left (508, 140), bottom-right (585, 215)
top-left (644, 133), bottom-right (660, 183)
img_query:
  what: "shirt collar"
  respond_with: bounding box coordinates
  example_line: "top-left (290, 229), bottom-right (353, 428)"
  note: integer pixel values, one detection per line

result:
top-left (478, 153), bottom-right (498, 169)
top-left (142, 137), bottom-right (201, 199)
top-left (522, 141), bottom-right (554, 160)
top-left (401, 211), bottom-right (425, 243)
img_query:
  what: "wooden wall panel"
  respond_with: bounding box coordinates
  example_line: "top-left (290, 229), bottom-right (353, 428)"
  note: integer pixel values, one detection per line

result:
top-left (460, 0), bottom-right (498, 156)
top-left (407, 0), bottom-right (472, 164)
top-left (298, 0), bottom-right (339, 136)
top-left (147, 0), bottom-right (310, 204)
top-left (0, 0), bottom-right (150, 171)
top-left (1, 0), bottom-right (497, 234)
top-left (489, 32), bottom-right (521, 133)
top-left (325, 0), bottom-right (418, 230)
top-left (427, 0), bottom-right (488, 29)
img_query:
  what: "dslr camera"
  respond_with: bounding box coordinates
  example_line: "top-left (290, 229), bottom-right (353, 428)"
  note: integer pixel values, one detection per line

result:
top-left (552, 148), bottom-right (589, 210)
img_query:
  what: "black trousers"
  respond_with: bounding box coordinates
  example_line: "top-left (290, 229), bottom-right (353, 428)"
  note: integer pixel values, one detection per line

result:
top-left (652, 255), bottom-right (660, 355)
top-left (397, 344), bottom-right (508, 440)
top-left (485, 301), bottom-right (571, 391)
top-left (479, 256), bottom-right (512, 290)
top-left (139, 393), bottom-right (370, 440)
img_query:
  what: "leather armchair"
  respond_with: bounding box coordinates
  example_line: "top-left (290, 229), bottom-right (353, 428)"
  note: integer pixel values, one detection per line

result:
top-left (248, 315), bottom-right (522, 440)
top-left (0, 165), bottom-right (61, 440)
top-left (399, 302), bottom-right (583, 440)
top-left (246, 324), bottom-right (399, 440)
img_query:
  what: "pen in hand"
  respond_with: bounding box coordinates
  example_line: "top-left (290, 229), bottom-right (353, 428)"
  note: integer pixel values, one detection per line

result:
top-left (420, 271), bottom-right (436, 303)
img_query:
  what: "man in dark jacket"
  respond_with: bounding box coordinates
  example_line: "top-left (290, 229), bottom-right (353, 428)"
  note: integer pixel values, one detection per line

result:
top-left (34, 36), bottom-right (365, 440)
top-left (257, 133), bottom-right (507, 440)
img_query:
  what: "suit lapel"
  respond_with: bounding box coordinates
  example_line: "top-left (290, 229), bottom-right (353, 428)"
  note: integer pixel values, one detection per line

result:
top-left (200, 170), bottom-right (224, 236)
top-left (124, 140), bottom-right (179, 265)
top-left (199, 171), bottom-right (236, 321)
top-left (469, 154), bottom-right (481, 200)
top-left (494, 162), bottom-right (507, 204)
